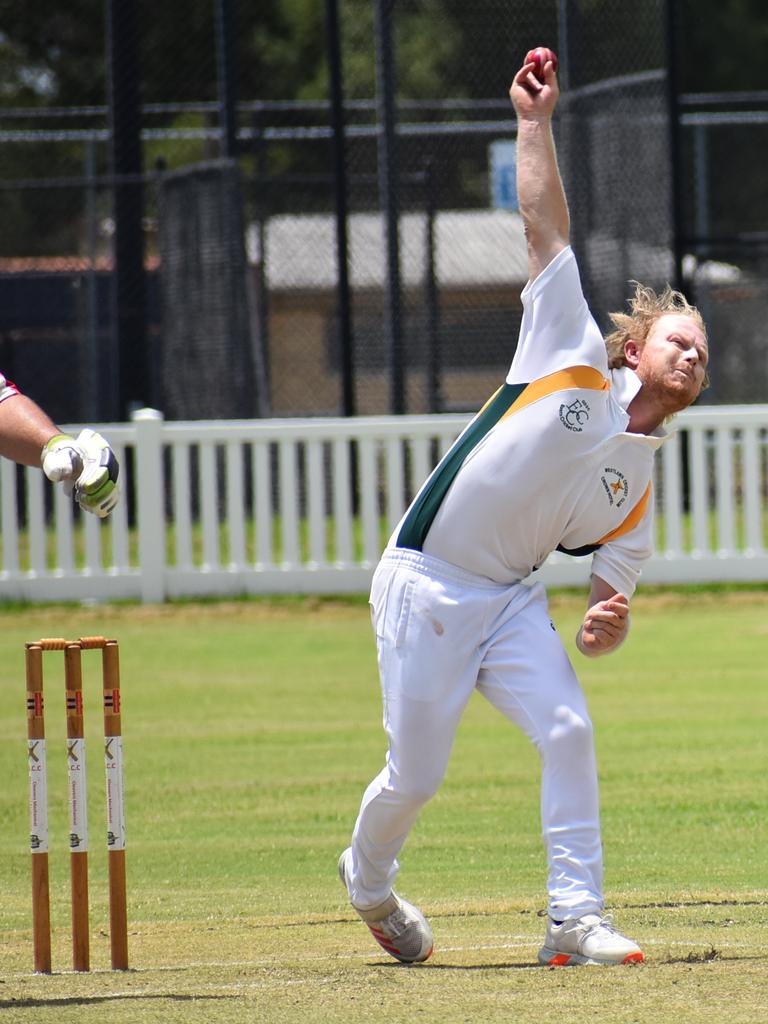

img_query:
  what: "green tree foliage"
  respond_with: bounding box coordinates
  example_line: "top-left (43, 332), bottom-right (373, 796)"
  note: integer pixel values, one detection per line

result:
top-left (250, 0), bottom-right (328, 100)
top-left (0, 1), bottom-right (765, 110)
top-left (0, 2), bottom-right (108, 255)
top-left (681, 0), bottom-right (768, 92)
top-left (0, 0), bottom-right (106, 104)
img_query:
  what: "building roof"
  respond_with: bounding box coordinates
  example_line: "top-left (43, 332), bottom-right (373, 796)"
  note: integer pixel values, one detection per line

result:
top-left (246, 209), bottom-right (529, 291)
top-left (0, 256), bottom-right (160, 273)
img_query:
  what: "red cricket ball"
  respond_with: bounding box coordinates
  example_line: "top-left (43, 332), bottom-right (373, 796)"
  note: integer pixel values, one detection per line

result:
top-left (524, 47), bottom-right (558, 81)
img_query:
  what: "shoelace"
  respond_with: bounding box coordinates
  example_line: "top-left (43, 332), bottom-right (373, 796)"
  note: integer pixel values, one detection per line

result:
top-left (381, 908), bottom-right (409, 936)
top-left (578, 913), bottom-right (619, 945)
top-left (593, 913), bottom-right (617, 932)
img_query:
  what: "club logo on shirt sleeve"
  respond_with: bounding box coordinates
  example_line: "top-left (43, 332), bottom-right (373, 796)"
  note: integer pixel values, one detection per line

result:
top-left (559, 398), bottom-right (591, 431)
top-left (601, 468), bottom-right (628, 508)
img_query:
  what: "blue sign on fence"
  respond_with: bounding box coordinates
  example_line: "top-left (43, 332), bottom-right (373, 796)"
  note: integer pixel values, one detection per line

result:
top-left (489, 140), bottom-right (518, 211)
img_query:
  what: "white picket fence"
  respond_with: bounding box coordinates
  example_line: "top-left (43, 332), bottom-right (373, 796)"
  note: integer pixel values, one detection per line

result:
top-left (1, 405), bottom-right (767, 604)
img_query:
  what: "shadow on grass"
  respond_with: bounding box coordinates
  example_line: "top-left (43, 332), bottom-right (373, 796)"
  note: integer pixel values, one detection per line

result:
top-left (0, 994), bottom-right (232, 1010)
top-left (662, 949), bottom-right (768, 966)
top-left (627, 899), bottom-right (768, 910)
top-left (370, 950), bottom-right (768, 969)
top-left (367, 959), bottom-right (542, 970)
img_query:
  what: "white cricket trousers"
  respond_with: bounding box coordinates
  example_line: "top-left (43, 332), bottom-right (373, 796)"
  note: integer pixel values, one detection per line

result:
top-left (349, 548), bottom-right (603, 921)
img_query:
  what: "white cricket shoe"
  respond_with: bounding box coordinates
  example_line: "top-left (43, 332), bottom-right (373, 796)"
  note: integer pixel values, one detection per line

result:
top-left (538, 913), bottom-right (644, 966)
top-left (338, 848), bottom-right (434, 964)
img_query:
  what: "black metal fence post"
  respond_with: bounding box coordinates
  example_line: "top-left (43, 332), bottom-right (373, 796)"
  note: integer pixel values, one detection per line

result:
top-left (325, 0), bottom-right (355, 417)
top-left (252, 114), bottom-right (272, 415)
top-left (373, 0), bottom-right (405, 415)
top-left (423, 161), bottom-right (441, 414)
top-left (215, 0), bottom-right (239, 159)
top-left (665, 0), bottom-right (686, 296)
top-left (106, 0), bottom-right (148, 419)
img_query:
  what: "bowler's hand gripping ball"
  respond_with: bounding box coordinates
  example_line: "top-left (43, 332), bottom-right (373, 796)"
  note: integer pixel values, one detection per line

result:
top-left (525, 47), bottom-right (558, 81)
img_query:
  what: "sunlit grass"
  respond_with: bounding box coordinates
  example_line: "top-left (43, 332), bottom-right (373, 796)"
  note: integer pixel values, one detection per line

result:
top-left (0, 592), bottom-right (765, 1021)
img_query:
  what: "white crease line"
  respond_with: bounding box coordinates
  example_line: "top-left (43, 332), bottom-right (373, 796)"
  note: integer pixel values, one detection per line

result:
top-left (7, 942), bottom-right (766, 1003)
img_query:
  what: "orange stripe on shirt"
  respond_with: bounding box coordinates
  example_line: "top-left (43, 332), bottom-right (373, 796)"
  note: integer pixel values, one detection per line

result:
top-left (500, 365), bottom-right (610, 422)
top-left (595, 482), bottom-right (652, 545)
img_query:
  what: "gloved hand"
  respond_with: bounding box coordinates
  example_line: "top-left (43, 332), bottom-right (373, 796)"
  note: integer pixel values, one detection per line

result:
top-left (41, 433), bottom-right (82, 490)
top-left (42, 429), bottom-right (120, 518)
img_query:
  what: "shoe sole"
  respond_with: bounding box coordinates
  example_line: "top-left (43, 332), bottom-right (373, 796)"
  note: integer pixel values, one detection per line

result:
top-left (538, 947), bottom-right (644, 967)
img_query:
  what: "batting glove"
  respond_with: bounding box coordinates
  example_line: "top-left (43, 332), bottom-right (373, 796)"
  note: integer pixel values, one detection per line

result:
top-left (42, 433), bottom-right (82, 492)
top-left (42, 429), bottom-right (120, 518)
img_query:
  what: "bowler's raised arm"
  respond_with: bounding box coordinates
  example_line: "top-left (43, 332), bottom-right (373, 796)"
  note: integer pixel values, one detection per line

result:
top-left (509, 50), bottom-right (569, 284)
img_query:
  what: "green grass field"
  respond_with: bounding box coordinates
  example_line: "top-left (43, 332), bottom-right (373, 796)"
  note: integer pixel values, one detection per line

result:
top-left (0, 589), bottom-right (766, 1022)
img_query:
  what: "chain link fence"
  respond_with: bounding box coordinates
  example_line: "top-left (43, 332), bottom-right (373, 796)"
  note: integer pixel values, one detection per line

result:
top-left (0, 0), bottom-right (765, 421)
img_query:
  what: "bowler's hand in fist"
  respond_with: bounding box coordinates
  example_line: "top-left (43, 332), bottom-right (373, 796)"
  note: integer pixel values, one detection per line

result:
top-left (576, 593), bottom-right (629, 657)
top-left (510, 46), bottom-right (559, 120)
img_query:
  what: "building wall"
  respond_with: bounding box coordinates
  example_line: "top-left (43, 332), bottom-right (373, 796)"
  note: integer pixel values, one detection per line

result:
top-left (267, 283), bottom-right (524, 417)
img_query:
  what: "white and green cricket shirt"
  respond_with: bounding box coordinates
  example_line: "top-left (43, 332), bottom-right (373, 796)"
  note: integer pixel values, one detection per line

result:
top-left (392, 246), bottom-right (667, 597)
